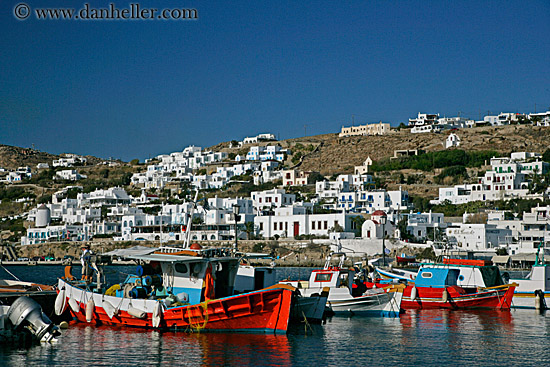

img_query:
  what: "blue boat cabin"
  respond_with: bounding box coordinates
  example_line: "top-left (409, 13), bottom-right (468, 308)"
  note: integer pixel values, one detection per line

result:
top-left (415, 268), bottom-right (460, 288)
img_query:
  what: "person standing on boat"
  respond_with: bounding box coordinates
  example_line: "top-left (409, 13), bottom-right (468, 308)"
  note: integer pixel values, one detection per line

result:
top-left (80, 244), bottom-right (93, 281)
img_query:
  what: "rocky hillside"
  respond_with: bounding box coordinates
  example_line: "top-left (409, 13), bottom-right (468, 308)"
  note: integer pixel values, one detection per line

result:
top-left (0, 144), bottom-right (106, 170)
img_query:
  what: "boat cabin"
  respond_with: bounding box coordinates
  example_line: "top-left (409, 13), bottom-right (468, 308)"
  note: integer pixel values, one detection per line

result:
top-left (107, 248), bottom-right (241, 306)
top-left (419, 263), bottom-right (504, 289)
top-left (415, 268), bottom-right (460, 288)
top-left (513, 263), bottom-right (550, 292)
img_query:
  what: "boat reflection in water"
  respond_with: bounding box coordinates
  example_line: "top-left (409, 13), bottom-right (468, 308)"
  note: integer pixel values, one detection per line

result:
top-left (399, 309), bottom-right (515, 353)
top-left (21, 323), bottom-right (291, 366)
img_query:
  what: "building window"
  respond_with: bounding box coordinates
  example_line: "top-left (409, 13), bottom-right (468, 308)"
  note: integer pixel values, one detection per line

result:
top-left (312, 221), bottom-right (316, 230)
top-left (259, 223), bottom-right (263, 230)
top-left (274, 222), bottom-right (277, 231)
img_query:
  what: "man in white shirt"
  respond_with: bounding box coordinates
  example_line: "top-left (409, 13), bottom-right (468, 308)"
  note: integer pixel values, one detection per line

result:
top-left (80, 244), bottom-right (93, 281)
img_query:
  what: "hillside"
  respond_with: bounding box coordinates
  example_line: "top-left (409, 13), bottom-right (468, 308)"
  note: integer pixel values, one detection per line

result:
top-left (0, 144), bottom-right (105, 170)
top-left (211, 125), bottom-right (550, 198)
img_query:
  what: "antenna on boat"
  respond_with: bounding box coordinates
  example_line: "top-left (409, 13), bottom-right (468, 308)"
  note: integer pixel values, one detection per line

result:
top-left (183, 190), bottom-right (199, 249)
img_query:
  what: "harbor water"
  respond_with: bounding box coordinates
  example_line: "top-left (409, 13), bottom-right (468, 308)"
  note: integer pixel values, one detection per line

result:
top-left (2, 266), bottom-right (550, 366)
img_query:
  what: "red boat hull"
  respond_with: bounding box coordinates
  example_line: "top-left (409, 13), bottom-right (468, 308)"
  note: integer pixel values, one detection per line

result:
top-left (63, 286), bottom-right (293, 333)
top-left (400, 284), bottom-right (516, 310)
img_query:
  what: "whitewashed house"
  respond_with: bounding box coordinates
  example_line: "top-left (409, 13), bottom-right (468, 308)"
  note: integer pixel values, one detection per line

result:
top-left (406, 211), bottom-right (446, 240)
top-left (251, 189), bottom-right (295, 212)
top-left (354, 157), bottom-right (372, 175)
top-left (55, 169), bottom-right (86, 181)
top-left (432, 152), bottom-right (549, 205)
top-left (254, 205), bottom-right (358, 239)
top-left (445, 133), bottom-right (460, 149)
top-left (445, 223), bottom-right (512, 250)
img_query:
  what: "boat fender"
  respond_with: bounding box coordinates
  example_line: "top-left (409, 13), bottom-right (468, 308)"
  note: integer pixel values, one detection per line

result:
top-left (85, 298), bottom-right (95, 322)
top-left (128, 306), bottom-right (147, 319)
top-left (102, 299), bottom-right (117, 319)
top-left (442, 288), bottom-right (449, 303)
top-left (410, 286), bottom-right (417, 301)
top-left (152, 301), bottom-right (163, 328)
top-left (68, 297), bottom-right (80, 313)
top-left (535, 289), bottom-right (545, 310)
top-left (54, 288), bottom-right (67, 316)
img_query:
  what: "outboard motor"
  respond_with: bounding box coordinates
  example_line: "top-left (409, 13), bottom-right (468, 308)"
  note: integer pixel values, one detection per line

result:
top-left (7, 296), bottom-right (60, 342)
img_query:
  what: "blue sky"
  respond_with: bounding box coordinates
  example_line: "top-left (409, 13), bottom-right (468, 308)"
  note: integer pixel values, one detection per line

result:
top-left (1, 1), bottom-right (549, 161)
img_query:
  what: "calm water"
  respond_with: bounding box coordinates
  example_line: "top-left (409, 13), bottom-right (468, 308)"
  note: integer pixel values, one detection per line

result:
top-left (1, 266), bottom-right (550, 366)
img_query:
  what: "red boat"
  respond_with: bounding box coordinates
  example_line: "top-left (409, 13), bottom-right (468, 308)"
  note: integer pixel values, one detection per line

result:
top-left (55, 247), bottom-right (294, 333)
top-left (397, 264), bottom-right (516, 310)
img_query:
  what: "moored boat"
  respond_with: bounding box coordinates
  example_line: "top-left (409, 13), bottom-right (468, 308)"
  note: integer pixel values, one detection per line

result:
top-left (399, 263), bottom-right (516, 310)
top-left (235, 262), bottom-right (329, 323)
top-left (0, 278), bottom-right (57, 317)
top-left (507, 251), bottom-right (550, 309)
top-left (56, 246), bottom-right (294, 333)
top-left (280, 252), bottom-right (402, 317)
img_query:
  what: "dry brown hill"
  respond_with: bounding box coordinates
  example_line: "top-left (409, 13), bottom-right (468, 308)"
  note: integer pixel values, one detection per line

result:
top-left (210, 125), bottom-right (550, 199)
top-left (211, 125), bottom-right (550, 177)
top-left (0, 144), bottom-right (106, 170)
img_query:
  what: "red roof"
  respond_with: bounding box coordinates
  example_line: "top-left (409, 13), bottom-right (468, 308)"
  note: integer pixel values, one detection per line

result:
top-left (372, 210), bottom-right (387, 216)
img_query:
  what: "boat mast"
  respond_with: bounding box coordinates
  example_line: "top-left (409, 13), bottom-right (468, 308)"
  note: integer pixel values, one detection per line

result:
top-left (183, 190), bottom-right (199, 249)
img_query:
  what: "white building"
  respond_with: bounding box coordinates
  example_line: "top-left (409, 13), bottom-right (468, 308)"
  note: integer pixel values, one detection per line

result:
top-left (409, 113), bottom-right (439, 127)
top-left (245, 145), bottom-right (288, 162)
top-left (354, 157), bottom-right (372, 175)
top-left (529, 111), bottom-right (550, 126)
top-left (406, 211), bottom-right (446, 240)
top-left (53, 154), bottom-right (87, 167)
top-left (251, 189), bottom-right (295, 212)
top-left (254, 205), bottom-right (359, 239)
top-left (445, 133), bottom-right (460, 149)
top-left (483, 112), bottom-right (526, 126)
top-left (338, 189), bottom-right (409, 214)
top-left (339, 122), bottom-right (390, 137)
top-left (489, 206), bottom-right (550, 254)
top-left (445, 223), bottom-right (512, 250)
top-left (433, 152), bottom-right (549, 205)
top-left (22, 224), bottom-right (86, 245)
top-left (337, 174), bottom-right (374, 191)
top-left (55, 169), bottom-right (86, 181)
top-left (361, 210), bottom-right (397, 239)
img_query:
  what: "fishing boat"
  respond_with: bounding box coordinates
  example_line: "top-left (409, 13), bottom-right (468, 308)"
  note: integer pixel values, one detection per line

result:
top-left (56, 191), bottom-right (296, 334)
top-left (398, 262), bottom-right (516, 310)
top-left (235, 262), bottom-right (329, 323)
top-left (56, 245), bottom-right (294, 333)
top-left (378, 257), bottom-right (547, 310)
top-left (280, 252), bottom-right (402, 317)
top-left (507, 250), bottom-right (549, 309)
top-left (0, 265), bottom-right (58, 317)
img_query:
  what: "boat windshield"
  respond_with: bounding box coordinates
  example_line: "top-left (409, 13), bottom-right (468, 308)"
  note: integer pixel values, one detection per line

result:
top-left (479, 266), bottom-right (504, 287)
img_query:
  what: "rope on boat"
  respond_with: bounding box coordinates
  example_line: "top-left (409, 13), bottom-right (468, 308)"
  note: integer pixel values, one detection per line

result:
top-left (301, 311), bottom-right (314, 336)
top-left (0, 263), bottom-right (21, 281)
top-left (185, 300), bottom-right (210, 332)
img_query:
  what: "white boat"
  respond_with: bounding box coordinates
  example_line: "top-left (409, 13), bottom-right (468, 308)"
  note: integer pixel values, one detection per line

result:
top-left (508, 252), bottom-right (549, 309)
top-left (376, 267), bottom-right (417, 283)
top-left (235, 262), bottom-right (328, 323)
top-left (280, 252), bottom-right (402, 317)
